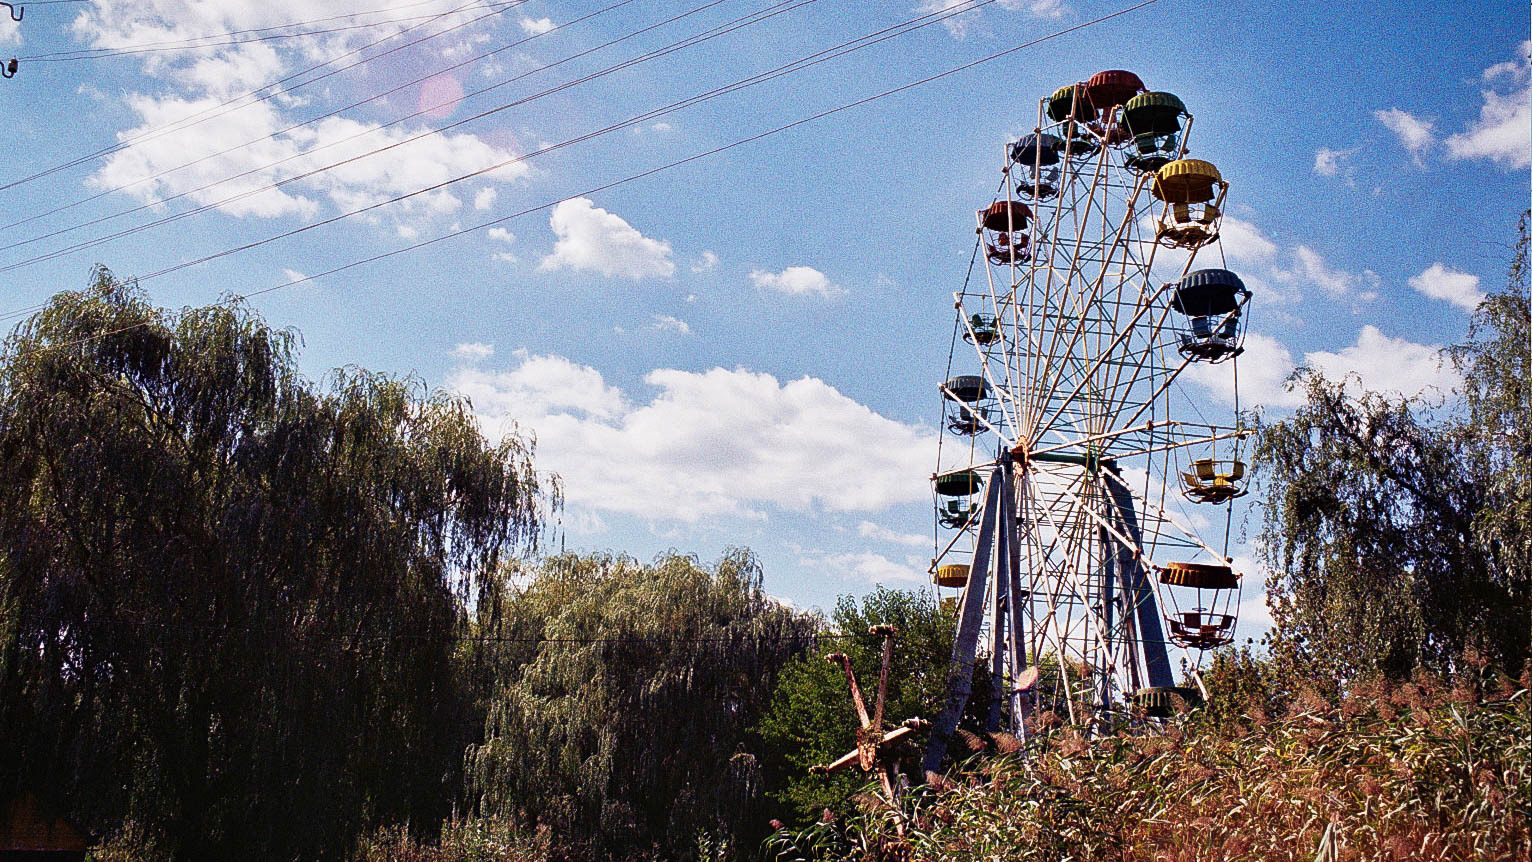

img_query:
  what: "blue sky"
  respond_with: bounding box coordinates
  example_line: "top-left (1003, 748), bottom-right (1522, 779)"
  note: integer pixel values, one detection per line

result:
top-left (0, 0), bottom-right (1526, 641)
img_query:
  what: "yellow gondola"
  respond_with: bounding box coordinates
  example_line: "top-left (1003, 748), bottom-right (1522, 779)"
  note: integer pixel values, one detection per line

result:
top-left (1179, 458), bottom-right (1248, 503)
top-left (1152, 159), bottom-right (1228, 249)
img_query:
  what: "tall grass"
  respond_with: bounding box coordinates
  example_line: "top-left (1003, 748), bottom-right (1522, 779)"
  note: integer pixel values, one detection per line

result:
top-left (767, 672), bottom-right (1530, 861)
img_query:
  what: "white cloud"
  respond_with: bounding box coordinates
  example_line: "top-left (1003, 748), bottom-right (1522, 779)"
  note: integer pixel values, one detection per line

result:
top-left (650, 314), bottom-right (690, 334)
top-left (1274, 245), bottom-right (1378, 304)
top-left (474, 187), bottom-right (498, 211)
top-left (690, 250), bottom-right (718, 273)
top-left (800, 550), bottom-right (924, 585)
top-left (487, 227), bottom-right (515, 244)
top-left (539, 197), bottom-right (675, 279)
top-left (749, 265), bottom-right (843, 297)
top-left (451, 342), bottom-right (494, 361)
top-left (1408, 263), bottom-right (1483, 312)
top-left (451, 352), bottom-right (937, 521)
top-left (917, 0), bottom-right (979, 38)
top-left (561, 507), bottom-right (608, 536)
top-left (1445, 41), bottom-right (1531, 170)
top-left (518, 16), bottom-right (555, 35)
top-left (766, 592), bottom-right (808, 613)
top-left (1303, 325), bottom-right (1459, 399)
top-left (0, 15), bottom-right (19, 45)
top-left (1003, 0), bottom-right (1067, 19)
top-left (1374, 108), bottom-right (1435, 163)
top-left (1184, 326), bottom-right (1458, 410)
top-left (920, 0), bottom-right (1065, 38)
top-left (1181, 331), bottom-right (1300, 410)
top-left (1217, 216), bottom-right (1278, 266)
top-left (90, 95), bottom-right (529, 228)
top-left (74, 1), bottom-right (525, 236)
top-left (281, 268), bottom-right (307, 283)
top-left (857, 520), bottom-right (929, 547)
top-left (1312, 146), bottom-right (1359, 185)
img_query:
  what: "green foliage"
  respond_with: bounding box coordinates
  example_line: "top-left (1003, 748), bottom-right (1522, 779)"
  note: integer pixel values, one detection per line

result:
top-left (0, 270), bottom-right (549, 860)
top-left (463, 549), bottom-right (815, 859)
top-left (1197, 644), bottom-right (1285, 728)
top-left (752, 587), bottom-right (993, 825)
top-left (352, 818), bottom-right (556, 862)
top-left (1254, 213), bottom-right (1531, 684)
top-left (769, 672), bottom-right (1531, 861)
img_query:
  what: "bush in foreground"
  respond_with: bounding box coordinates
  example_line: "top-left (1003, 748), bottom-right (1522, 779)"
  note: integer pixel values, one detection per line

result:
top-left (767, 671), bottom-right (1530, 862)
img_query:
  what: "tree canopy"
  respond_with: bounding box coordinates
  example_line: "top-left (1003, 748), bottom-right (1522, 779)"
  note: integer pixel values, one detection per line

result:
top-left (1254, 213), bottom-right (1531, 685)
top-left (0, 269), bottom-right (550, 860)
top-left (463, 549), bottom-right (815, 858)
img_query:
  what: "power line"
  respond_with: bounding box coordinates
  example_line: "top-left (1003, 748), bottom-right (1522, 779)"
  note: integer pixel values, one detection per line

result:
top-left (17, 0), bottom-right (494, 61)
top-left (1, 0), bottom-right (967, 277)
top-left (7, 0), bottom-right (1159, 360)
top-left (17, 5), bottom-right (508, 62)
top-left (1, 0), bottom-right (808, 271)
top-left (0, 0), bottom-right (518, 193)
top-left (0, 0), bottom-right (720, 251)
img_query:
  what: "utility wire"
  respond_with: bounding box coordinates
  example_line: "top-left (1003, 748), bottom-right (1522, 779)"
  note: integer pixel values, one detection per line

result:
top-left (17, 0), bottom-right (501, 61)
top-left (17, 6), bottom-right (513, 62)
top-left (0, 0), bottom-right (519, 193)
top-left (1, 0), bottom-right (970, 276)
top-left (0, 0), bottom-right (730, 251)
top-left (8, 0), bottom-right (1159, 360)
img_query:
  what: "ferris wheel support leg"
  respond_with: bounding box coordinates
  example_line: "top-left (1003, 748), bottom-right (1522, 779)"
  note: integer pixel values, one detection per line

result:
top-left (988, 517), bottom-right (1009, 734)
top-left (1003, 461), bottom-right (1030, 737)
top-left (1102, 465), bottom-right (1174, 690)
top-left (1098, 520), bottom-right (1124, 711)
top-left (922, 463), bottom-right (1005, 782)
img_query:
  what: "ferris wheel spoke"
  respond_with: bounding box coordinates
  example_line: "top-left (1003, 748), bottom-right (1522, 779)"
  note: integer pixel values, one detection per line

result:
top-left (1102, 425), bottom-right (1252, 460)
top-left (1027, 283), bottom-right (1172, 442)
top-left (1021, 468), bottom-right (1129, 644)
top-left (1099, 468), bottom-right (1239, 565)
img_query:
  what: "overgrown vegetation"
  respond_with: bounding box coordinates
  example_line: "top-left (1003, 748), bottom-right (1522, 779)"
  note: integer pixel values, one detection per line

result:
top-left (767, 669), bottom-right (1530, 861)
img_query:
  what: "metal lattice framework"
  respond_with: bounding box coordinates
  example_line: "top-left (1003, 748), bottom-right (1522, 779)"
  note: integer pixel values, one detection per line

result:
top-left (924, 73), bottom-right (1253, 774)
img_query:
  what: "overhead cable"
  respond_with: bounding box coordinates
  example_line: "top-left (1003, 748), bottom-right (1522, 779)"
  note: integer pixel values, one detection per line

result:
top-left (0, 0), bottom-right (520, 193)
top-left (7, 0), bottom-right (1159, 357)
top-left (5, 0), bottom-right (975, 274)
top-left (0, 0), bottom-right (717, 244)
top-left (18, 6), bottom-right (514, 61)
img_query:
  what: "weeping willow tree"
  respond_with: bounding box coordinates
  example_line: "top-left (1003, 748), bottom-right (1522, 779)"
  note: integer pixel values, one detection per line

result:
top-left (464, 550), bottom-right (816, 857)
top-left (1255, 213), bottom-right (1530, 685)
top-left (0, 268), bottom-right (550, 860)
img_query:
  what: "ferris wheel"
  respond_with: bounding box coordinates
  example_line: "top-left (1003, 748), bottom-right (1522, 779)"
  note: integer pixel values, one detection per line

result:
top-left (923, 70), bottom-right (1254, 773)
